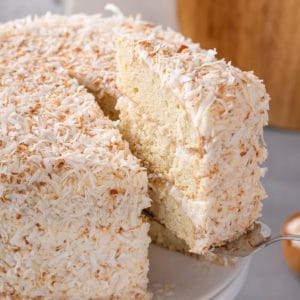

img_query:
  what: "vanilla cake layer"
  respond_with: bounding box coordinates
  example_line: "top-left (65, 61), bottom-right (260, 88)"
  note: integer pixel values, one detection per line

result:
top-left (116, 38), bottom-right (269, 252)
top-left (118, 95), bottom-right (266, 250)
top-left (148, 176), bottom-right (263, 252)
top-left (0, 54), bottom-right (150, 298)
top-left (117, 95), bottom-right (267, 196)
top-left (148, 219), bottom-right (232, 266)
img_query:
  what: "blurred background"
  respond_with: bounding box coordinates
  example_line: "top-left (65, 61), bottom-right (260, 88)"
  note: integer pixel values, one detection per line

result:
top-left (1, 0), bottom-right (300, 299)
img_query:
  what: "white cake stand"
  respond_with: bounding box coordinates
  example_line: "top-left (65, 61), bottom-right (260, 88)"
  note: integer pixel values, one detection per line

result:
top-left (149, 244), bottom-right (251, 300)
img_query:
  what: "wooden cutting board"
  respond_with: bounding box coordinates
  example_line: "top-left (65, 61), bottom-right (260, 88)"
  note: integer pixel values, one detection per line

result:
top-left (178, 0), bottom-right (300, 129)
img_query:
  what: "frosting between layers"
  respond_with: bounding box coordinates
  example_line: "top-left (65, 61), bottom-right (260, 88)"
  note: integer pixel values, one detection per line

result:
top-left (148, 175), bottom-right (264, 252)
top-left (117, 95), bottom-right (267, 251)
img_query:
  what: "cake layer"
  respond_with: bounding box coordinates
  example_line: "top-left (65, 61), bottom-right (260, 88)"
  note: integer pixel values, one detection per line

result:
top-left (116, 37), bottom-right (269, 151)
top-left (117, 96), bottom-right (176, 178)
top-left (117, 96), bottom-right (267, 251)
top-left (148, 219), bottom-right (231, 266)
top-left (118, 95), bottom-right (266, 190)
top-left (116, 37), bottom-right (269, 252)
top-left (148, 176), bottom-right (264, 252)
top-left (0, 54), bottom-right (150, 298)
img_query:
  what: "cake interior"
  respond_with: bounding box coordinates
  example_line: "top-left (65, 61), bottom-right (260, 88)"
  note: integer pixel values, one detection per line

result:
top-left (113, 37), bottom-right (268, 253)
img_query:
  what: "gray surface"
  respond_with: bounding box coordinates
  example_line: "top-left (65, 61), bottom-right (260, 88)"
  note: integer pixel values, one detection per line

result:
top-left (1, 1), bottom-right (300, 299)
top-left (238, 128), bottom-right (300, 300)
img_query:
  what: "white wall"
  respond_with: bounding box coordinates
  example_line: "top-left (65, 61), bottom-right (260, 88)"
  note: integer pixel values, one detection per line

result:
top-left (0, 0), bottom-right (178, 30)
top-left (67, 0), bottom-right (178, 29)
top-left (0, 0), bottom-right (64, 22)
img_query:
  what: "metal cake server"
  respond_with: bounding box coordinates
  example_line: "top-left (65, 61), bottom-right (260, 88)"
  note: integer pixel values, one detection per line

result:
top-left (143, 210), bottom-right (300, 258)
top-left (211, 221), bottom-right (300, 258)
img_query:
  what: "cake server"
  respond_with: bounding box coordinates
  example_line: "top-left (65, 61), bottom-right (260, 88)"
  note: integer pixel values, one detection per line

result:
top-left (211, 221), bottom-right (300, 258)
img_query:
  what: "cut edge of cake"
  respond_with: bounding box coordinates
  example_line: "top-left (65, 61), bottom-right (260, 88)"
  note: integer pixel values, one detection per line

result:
top-left (115, 36), bottom-right (269, 253)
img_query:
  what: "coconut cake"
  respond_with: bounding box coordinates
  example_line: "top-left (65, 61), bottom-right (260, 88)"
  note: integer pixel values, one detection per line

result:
top-left (115, 37), bottom-right (269, 252)
top-left (0, 8), bottom-right (269, 297)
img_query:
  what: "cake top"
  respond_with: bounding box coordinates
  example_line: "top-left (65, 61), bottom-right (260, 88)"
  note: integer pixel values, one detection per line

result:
top-left (0, 54), bottom-right (150, 222)
top-left (1, 10), bottom-right (269, 139)
top-left (0, 12), bottom-right (161, 99)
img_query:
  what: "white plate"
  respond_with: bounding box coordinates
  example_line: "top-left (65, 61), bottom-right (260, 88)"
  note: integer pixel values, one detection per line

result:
top-left (148, 244), bottom-right (251, 300)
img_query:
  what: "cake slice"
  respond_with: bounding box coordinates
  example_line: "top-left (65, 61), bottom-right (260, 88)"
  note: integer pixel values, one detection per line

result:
top-left (0, 57), bottom-right (151, 298)
top-left (116, 37), bottom-right (269, 253)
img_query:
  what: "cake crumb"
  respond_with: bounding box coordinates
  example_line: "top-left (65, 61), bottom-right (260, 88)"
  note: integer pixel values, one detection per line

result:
top-left (151, 282), bottom-right (176, 299)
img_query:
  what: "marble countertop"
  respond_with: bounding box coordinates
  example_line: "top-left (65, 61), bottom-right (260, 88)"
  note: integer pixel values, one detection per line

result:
top-left (1, 1), bottom-right (300, 299)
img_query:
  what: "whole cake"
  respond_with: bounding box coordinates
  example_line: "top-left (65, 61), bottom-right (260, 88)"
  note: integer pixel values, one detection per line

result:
top-left (0, 7), bottom-right (269, 298)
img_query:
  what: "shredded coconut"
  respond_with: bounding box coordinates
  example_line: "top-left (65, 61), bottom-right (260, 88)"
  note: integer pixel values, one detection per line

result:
top-left (0, 10), bottom-right (269, 295)
top-left (0, 25), bottom-right (151, 298)
top-left (115, 29), bottom-right (269, 251)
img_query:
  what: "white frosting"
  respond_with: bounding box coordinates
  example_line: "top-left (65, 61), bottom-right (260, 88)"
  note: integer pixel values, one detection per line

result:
top-left (0, 15), bottom-right (152, 298)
